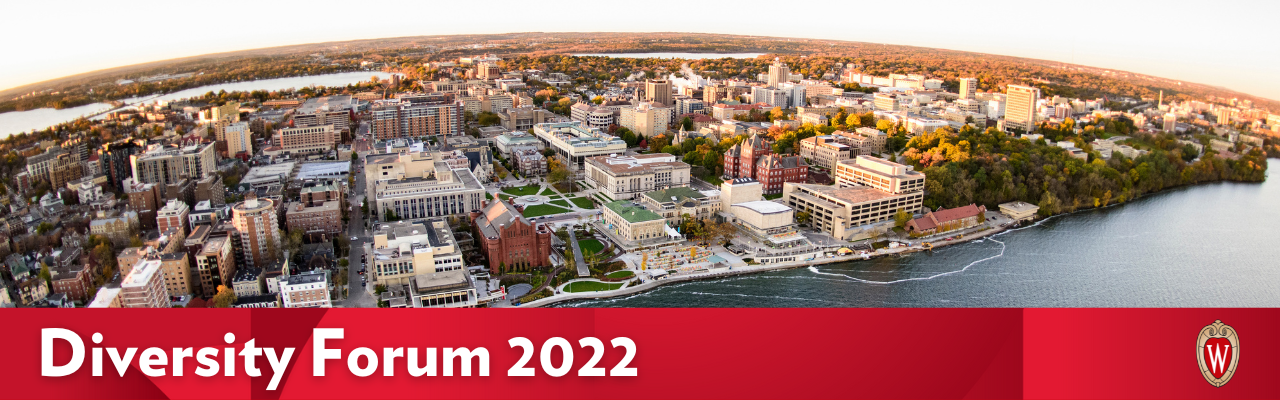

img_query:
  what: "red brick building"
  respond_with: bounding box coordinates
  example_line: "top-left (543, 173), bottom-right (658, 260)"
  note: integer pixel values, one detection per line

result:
top-left (906, 204), bottom-right (988, 236)
top-left (755, 154), bottom-right (809, 194)
top-left (51, 263), bottom-right (94, 303)
top-left (723, 133), bottom-right (772, 179)
top-left (470, 199), bottom-right (552, 274)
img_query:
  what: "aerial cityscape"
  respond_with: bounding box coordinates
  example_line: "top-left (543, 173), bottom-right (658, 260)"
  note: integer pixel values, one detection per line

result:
top-left (0, 29), bottom-right (1274, 310)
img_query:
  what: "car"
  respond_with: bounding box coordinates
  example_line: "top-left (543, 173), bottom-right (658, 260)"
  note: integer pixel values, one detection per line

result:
top-left (361, 282), bottom-right (366, 287)
top-left (351, 236), bottom-right (358, 241)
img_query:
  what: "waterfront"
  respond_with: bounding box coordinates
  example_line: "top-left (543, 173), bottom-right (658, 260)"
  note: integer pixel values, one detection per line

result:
top-left (573, 52), bottom-right (765, 59)
top-left (0, 71), bottom-right (394, 137)
top-left (556, 174), bottom-right (1280, 308)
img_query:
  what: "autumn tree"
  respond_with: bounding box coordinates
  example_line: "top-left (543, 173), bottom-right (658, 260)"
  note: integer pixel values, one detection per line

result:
top-left (211, 285), bottom-right (237, 308)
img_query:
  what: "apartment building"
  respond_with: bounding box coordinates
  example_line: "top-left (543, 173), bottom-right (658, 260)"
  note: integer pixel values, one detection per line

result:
top-left (195, 236), bottom-right (236, 298)
top-left (959, 78), bottom-right (979, 99)
top-left (570, 103), bottom-right (617, 130)
top-left (584, 154), bottom-right (691, 201)
top-left (158, 252), bottom-right (194, 297)
top-left (120, 259), bottom-right (171, 308)
top-left (370, 95), bottom-right (462, 140)
top-left (156, 199), bottom-right (190, 236)
top-left (500, 106), bottom-right (560, 132)
top-left (232, 193), bottom-right (281, 268)
top-left (619, 102), bottom-right (672, 137)
top-left (131, 142), bottom-right (218, 186)
top-left (280, 271), bottom-right (331, 308)
top-left (274, 124), bottom-right (338, 155)
top-left (532, 122), bottom-right (627, 170)
top-left (224, 121), bottom-right (253, 158)
top-left (645, 79), bottom-right (672, 106)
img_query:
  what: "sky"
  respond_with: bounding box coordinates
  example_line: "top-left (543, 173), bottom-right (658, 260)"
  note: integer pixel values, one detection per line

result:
top-left (3, 0), bottom-right (1278, 101)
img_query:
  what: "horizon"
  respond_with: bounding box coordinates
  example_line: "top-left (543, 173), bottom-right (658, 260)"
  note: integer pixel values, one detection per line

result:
top-left (2, 1), bottom-right (1278, 102)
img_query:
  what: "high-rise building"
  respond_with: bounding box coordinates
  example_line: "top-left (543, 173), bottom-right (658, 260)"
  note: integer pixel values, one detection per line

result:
top-left (370, 95), bottom-right (462, 140)
top-left (619, 103), bottom-right (672, 137)
top-left (120, 259), bottom-right (171, 308)
top-left (131, 142), bottom-right (218, 186)
top-left (645, 79), bottom-right (672, 107)
top-left (959, 78), bottom-right (979, 99)
top-left (767, 58), bottom-right (791, 88)
top-left (274, 125), bottom-right (338, 155)
top-left (232, 193), bottom-right (281, 268)
top-left (224, 121), bottom-right (253, 158)
top-left (1004, 85), bottom-right (1040, 133)
top-left (195, 236), bottom-right (236, 298)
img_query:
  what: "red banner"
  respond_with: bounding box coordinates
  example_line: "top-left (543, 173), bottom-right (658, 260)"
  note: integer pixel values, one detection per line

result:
top-left (1, 308), bottom-right (1274, 399)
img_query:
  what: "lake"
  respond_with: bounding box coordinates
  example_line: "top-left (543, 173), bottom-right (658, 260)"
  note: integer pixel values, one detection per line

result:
top-left (556, 167), bottom-right (1280, 308)
top-left (573, 52), bottom-right (766, 59)
top-left (0, 71), bottom-right (395, 137)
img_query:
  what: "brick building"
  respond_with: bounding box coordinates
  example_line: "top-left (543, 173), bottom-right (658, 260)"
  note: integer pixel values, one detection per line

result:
top-left (723, 133), bottom-right (772, 180)
top-left (50, 263), bottom-right (94, 303)
top-left (754, 154), bottom-right (809, 194)
top-left (470, 199), bottom-right (552, 274)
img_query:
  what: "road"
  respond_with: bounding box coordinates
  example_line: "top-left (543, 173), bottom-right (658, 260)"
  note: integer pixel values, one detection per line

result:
top-left (340, 125), bottom-right (375, 308)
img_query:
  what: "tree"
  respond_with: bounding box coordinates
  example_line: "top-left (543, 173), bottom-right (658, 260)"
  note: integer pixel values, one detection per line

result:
top-left (284, 228), bottom-right (304, 261)
top-left (351, 152), bottom-right (358, 161)
top-left (894, 209), bottom-right (913, 228)
top-left (547, 157), bottom-right (570, 191)
top-left (795, 211), bottom-right (811, 225)
top-left (845, 114), bottom-right (861, 127)
top-left (264, 229), bottom-right (281, 265)
top-left (211, 285), bottom-right (237, 308)
top-left (681, 116), bottom-right (694, 131)
top-left (769, 106), bottom-right (786, 121)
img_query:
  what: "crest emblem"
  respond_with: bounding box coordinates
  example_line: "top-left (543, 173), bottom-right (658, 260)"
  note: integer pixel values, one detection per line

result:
top-left (1196, 320), bottom-right (1239, 387)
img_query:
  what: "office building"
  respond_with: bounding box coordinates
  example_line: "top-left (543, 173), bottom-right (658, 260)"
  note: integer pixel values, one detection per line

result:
top-left (1004, 85), bottom-right (1040, 133)
top-left (570, 103), bottom-right (617, 130)
top-left (601, 200), bottom-right (669, 243)
top-left (584, 154), bottom-right (692, 201)
top-left (366, 154), bottom-right (486, 220)
top-left (532, 122), bottom-right (627, 170)
top-left (874, 93), bottom-right (901, 112)
top-left (782, 183), bottom-right (924, 240)
top-left (410, 270), bottom-right (478, 308)
top-left (470, 200), bottom-right (553, 274)
top-left (639, 186), bottom-right (722, 223)
top-left (366, 220), bottom-right (464, 287)
top-left (799, 135), bottom-right (855, 171)
top-left (834, 155), bottom-right (926, 194)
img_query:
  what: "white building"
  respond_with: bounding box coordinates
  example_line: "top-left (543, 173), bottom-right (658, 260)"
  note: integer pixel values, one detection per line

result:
top-left (279, 270), bottom-right (331, 308)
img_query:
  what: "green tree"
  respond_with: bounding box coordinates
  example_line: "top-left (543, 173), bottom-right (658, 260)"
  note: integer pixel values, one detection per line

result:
top-left (681, 116), bottom-right (694, 131)
top-left (894, 209), bottom-right (913, 228)
top-left (795, 211), bottom-right (811, 225)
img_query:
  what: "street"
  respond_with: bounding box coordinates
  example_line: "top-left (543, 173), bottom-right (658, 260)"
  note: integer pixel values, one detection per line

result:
top-left (340, 125), bottom-right (375, 308)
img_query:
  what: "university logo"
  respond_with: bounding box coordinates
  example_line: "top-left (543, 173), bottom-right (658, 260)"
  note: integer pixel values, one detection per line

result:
top-left (1196, 320), bottom-right (1239, 387)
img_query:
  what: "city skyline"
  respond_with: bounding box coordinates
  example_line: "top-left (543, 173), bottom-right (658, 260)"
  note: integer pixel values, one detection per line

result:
top-left (1, 0), bottom-right (1278, 101)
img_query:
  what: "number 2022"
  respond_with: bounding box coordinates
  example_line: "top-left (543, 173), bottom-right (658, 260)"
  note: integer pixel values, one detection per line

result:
top-left (507, 337), bottom-right (637, 377)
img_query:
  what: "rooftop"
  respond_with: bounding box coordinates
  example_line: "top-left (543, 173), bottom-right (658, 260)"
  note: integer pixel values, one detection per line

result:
top-left (604, 200), bottom-right (664, 224)
top-left (788, 183), bottom-right (897, 205)
top-left (643, 186), bottom-right (706, 203)
top-left (412, 269), bottom-right (471, 294)
top-left (586, 153), bottom-right (688, 176)
top-left (732, 200), bottom-right (792, 215)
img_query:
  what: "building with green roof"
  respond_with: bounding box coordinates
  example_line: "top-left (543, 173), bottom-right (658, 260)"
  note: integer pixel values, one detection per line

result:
top-left (601, 200), bottom-right (668, 242)
top-left (640, 186), bottom-right (722, 223)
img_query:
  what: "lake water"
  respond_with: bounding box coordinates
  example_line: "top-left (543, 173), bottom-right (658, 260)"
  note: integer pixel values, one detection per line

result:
top-left (557, 167), bottom-right (1280, 308)
top-left (573, 53), bottom-right (765, 59)
top-left (0, 71), bottom-right (395, 137)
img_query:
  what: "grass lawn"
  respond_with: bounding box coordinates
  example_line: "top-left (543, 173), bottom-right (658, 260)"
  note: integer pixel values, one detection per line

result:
top-left (578, 239), bottom-right (605, 254)
top-left (502, 184), bottom-right (542, 196)
top-left (764, 193), bottom-right (784, 200)
top-left (562, 281), bottom-right (624, 293)
top-left (485, 192), bottom-right (493, 200)
top-left (538, 187), bottom-right (557, 196)
top-left (569, 196), bottom-right (596, 209)
top-left (498, 193), bottom-right (513, 200)
top-left (605, 270), bottom-right (634, 279)
top-left (547, 194), bottom-right (563, 199)
top-left (697, 174), bottom-right (724, 186)
top-left (522, 204), bottom-right (571, 218)
top-left (550, 200), bottom-right (571, 207)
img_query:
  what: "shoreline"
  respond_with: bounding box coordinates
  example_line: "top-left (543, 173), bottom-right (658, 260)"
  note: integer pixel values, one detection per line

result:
top-left (519, 222), bottom-right (1015, 308)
